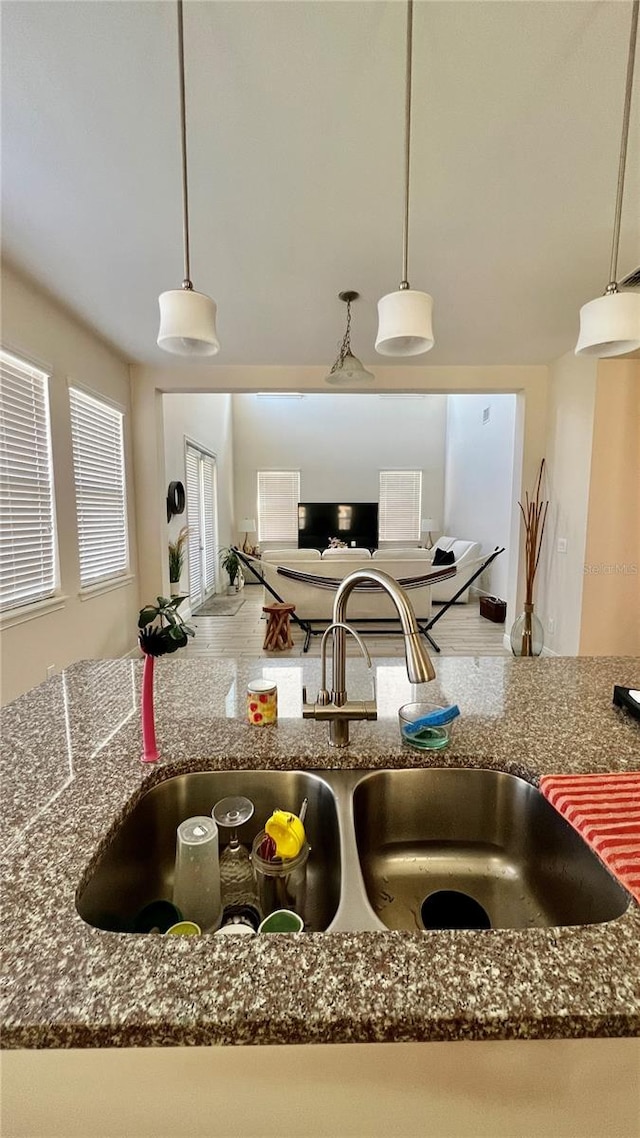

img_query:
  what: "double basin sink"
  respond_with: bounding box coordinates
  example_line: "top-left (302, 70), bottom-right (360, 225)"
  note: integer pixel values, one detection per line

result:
top-left (77, 768), bottom-right (629, 935)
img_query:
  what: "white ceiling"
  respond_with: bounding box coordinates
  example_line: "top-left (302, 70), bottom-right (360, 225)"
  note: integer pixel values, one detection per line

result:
top-left (2, 1), bottom-right (639, 367)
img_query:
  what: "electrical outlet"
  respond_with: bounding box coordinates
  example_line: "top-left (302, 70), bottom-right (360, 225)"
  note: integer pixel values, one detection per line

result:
top-left (46, 664), bottom-right (55, 680)
top-left (547, 617), bottom-right (555, 636)
top-left (557, 538), bottom-right (568, 554)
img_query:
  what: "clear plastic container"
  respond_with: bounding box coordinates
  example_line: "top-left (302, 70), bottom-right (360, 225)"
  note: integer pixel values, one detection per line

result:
top-left (398, 702), bottom-right (456, 751)
top-left (173, 816), bottom-right (222, 932)
top-left (251, 830), bottom-right (309, 920)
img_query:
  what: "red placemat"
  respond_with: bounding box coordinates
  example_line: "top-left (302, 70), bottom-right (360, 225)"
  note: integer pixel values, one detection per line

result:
top-left (540, 772), bottom-right (640, 904)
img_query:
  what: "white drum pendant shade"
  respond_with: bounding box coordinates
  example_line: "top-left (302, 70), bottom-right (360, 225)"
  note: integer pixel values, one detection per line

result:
top-left (157, 289), bottom-right (220, 356)
top-left (575, 292), bottom-right (640, 357)
top-left (375, 289), bottom-right (434, 356)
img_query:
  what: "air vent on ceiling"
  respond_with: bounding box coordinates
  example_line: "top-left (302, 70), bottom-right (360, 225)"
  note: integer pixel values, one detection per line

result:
top-left (620, 266), bottom-right (640, 288)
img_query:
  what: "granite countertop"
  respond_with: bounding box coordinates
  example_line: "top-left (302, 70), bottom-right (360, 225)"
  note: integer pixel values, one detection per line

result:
top-left (1, 655), bottom-right (639, 1049)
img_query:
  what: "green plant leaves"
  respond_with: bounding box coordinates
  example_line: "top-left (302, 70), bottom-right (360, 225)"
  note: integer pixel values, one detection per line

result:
top-left (137, 595), bottom-right (195, 654)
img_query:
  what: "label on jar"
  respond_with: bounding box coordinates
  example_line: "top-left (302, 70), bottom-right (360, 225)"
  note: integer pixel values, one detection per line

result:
top-left (247, 680), bottom-right (277, 725)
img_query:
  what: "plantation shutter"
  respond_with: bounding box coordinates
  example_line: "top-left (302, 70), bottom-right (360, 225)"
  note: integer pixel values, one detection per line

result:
top-left (69, 387), bottom-right (128, 587)
top-left (202, 453), bottom-right (217, 593)
top-left (257, 471), bottom-right (300, 543)
top-left (379, 470), bottom-right (422, 542)
top-left (185, 444), bottom-right (203, 605)
top-left (0, 349), bottom-right (57, 611)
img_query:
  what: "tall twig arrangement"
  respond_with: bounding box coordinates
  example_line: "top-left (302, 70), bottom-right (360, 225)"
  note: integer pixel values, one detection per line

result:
top-left (516, 459), bottom-right (548, 655)
top-left (519, 459), bottom-right (549, 606)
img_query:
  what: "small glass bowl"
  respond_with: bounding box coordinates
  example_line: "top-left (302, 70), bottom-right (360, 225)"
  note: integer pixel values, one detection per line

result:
top-left (398, 702), bottom-right (455, 751)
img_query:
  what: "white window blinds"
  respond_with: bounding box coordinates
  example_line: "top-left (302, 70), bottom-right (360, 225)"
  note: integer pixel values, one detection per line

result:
top-left (0, 349), bottom-right (57, 612)
top-left (257, 471), bottom-right (300, 543)
top-left (379, 470), bottom-right (422, 542)
top-left (69, 387), bottom-right (128, 587)
top-left (201, 453), bottom-right (217, 594)
top-left (185, 445), bottom-right (202, 604)
top-left (185, 444), bottom-right (218, 605)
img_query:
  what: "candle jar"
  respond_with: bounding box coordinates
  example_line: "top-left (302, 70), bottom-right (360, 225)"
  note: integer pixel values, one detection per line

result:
top-left (247, 680), bottom-right (277, 725)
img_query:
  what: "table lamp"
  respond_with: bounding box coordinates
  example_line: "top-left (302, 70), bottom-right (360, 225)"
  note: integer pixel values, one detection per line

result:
top-left (421, 518), bottom-right (438, 550)
top-left (239, 518), bottom-right (256, 553)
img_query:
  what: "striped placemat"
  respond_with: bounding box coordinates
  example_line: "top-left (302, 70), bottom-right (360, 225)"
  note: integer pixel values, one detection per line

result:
top-left (540, 773), bottom-right (640, 904)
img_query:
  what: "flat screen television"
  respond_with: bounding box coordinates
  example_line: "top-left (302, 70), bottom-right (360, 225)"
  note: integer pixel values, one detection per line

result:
top-left (297, 502), bottom-right (378, 550)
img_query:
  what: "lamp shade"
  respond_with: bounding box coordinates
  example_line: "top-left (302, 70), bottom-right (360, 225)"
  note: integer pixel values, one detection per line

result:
top-left (421, 518), bottom-right (437, 532)
top-left (575, 291), bottom-right (640, 357)
top-left (239, 518), bottom-right (256, 532)
top-left (325, 352), bottom-right (375, 384)
top-left (375, 290), bottom-right (434, 356)
top-left (158, 289), bottom-right (220, 356)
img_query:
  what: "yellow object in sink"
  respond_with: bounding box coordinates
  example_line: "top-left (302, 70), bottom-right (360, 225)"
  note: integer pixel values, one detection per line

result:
top-left (265, 809), bottom-right (306, 858)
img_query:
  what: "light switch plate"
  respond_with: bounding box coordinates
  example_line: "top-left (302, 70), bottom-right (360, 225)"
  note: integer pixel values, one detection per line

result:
top-left (557, 538), bottom-right (568, 553)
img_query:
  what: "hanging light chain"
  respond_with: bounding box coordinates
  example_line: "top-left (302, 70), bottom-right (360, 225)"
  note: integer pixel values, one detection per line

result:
top-left (330, 296), bottom-right (353, 371)
top-left (607, 0), bottom-right (639, 294)
top-left (340, 296), bottom-right (353, 360)
top-left (177, 0), bottom-right (192, 290)
top-left (400, 0), bottom-right (414, 290)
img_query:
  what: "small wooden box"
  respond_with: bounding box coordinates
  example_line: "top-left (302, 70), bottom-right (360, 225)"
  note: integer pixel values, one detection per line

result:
top-left (479, 596), bottom-right (506, 623)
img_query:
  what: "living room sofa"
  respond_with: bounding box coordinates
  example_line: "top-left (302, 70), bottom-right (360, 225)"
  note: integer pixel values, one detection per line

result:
top-left (259, 548), bottom-right (440, 622)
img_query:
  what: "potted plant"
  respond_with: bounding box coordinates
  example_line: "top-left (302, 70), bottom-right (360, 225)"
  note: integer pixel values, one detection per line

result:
top-left (219, 546), bottom-right (244, 593)
top-left (137, 596), bottom-right (195, 763)
top-left (168, 525), bottom-right (189, 596)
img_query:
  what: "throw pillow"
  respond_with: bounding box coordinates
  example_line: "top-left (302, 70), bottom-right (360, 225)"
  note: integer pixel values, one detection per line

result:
top-left (433, 547), bottom-right (455, 566)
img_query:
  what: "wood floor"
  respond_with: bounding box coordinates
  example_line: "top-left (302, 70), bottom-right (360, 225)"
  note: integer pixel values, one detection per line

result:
top-left (185, 585), bottom-right (509, 659)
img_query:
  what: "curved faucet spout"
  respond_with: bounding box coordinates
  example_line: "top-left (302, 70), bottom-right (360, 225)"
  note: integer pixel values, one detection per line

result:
top-left (303, 567), bottom-right (435, 747)
top-left (333, 568), bottom-right (436, 695)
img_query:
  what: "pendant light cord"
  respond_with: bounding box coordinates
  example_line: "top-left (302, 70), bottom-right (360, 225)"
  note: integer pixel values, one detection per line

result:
top-left (400, 0), bottom-right (414, 290)
top-left (607, 0), bottom-right (639, 292)
top-left (177, 0), bottom-right (192, 289)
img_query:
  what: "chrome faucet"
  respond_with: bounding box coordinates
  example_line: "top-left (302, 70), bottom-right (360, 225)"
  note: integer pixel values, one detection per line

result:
top-left (302, 568), bottom-right (436, 747)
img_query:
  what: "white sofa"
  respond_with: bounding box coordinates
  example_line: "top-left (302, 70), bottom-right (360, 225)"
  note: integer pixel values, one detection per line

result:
top-left (259, 547), bottom-right (442, 622)
top-left (427, 537), bottom-right (484, 603)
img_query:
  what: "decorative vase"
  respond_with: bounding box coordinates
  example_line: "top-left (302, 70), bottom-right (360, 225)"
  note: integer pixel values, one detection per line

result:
top-left (510, 603), bottom-right (544, 657)
top-left (170, 580), bottom-right (181, 597)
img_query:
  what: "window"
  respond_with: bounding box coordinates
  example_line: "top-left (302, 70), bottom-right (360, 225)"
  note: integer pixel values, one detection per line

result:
top-left (185, 443), bottom-right (218, 607)
top-left (69, 387), bottom-right (128, 587)
top-left (379, 470), bottom-right (422, 542)
top-left (0, 349), bottom-right (57, 612)
top-left (257, 471), bottom-right (300, 543)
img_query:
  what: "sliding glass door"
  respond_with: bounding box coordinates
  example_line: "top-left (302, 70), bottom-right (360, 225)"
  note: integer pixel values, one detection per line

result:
top-left (185, 442), bottom-right (219, 609)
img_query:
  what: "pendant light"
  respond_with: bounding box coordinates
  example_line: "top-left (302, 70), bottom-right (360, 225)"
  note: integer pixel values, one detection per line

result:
top-left (576, 0), bottom-right (640, 357)
top-left (325, 291), bottom-right (375, 384)
top-left (158, 0), bottom-right (219, 356)
top-left (376, 0), bottom-right (434, 357)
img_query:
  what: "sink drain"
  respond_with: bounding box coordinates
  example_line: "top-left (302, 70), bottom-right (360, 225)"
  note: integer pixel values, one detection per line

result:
top-left (421, 889), bottom-right (491, 930)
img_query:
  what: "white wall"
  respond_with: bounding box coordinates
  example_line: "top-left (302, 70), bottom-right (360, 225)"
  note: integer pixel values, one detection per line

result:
top-left (0, 261), bottom-right (139, 704)
top-left (231, 393), bottom-right (447, 546)
top-left (537, 351), bottom-right (598, 657)
top-left (443, 394), bottom-right (517, 601)
top-left (162, 393), bottom-right (235, 586)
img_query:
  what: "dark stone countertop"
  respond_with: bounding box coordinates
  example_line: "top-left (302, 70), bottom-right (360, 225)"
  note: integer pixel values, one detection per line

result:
top-left (1, 655), bottom-right (639, 1049)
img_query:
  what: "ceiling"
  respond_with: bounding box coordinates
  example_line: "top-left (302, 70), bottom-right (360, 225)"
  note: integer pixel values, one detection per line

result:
top-left (2, 0), bottom-right (639, 367)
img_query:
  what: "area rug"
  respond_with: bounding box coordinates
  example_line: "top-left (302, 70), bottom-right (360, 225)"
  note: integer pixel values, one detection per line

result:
top-left (193, 594), bottom-right (246, 617)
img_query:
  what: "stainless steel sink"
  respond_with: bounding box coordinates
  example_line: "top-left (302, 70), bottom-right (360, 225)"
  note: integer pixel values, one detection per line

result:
top-left (352, 769), bottom-right (629, 931)
top-left (77, 771), bottom-right (341, 933)
top-left (78, 767), bottom-right (630, 936)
